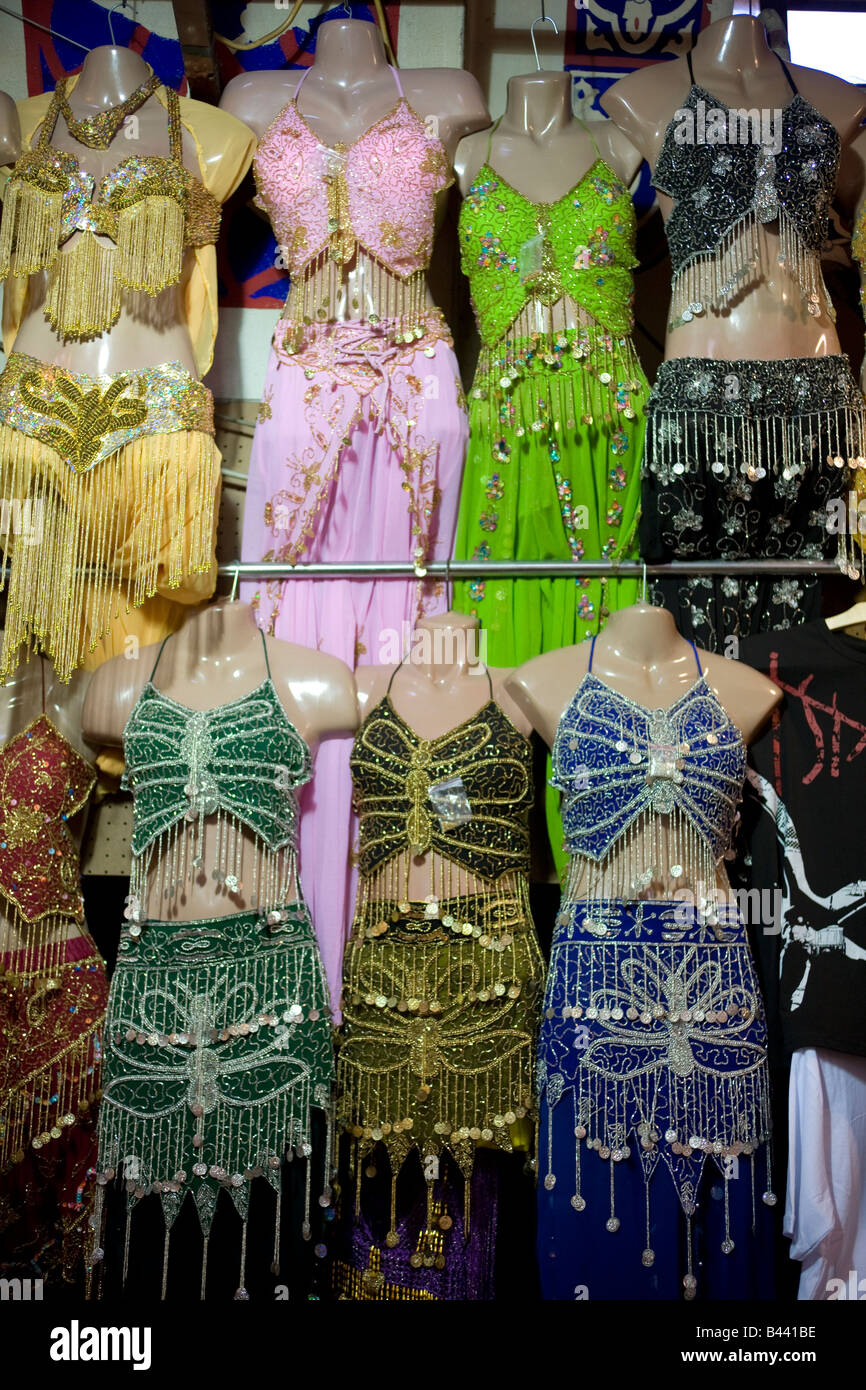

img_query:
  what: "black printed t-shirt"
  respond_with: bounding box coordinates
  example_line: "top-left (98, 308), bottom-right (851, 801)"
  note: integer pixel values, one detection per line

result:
top-left (737, 620), bottom-right (866, 1060)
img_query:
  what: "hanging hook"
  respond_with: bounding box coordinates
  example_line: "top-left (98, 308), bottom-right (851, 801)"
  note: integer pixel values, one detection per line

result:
top-left (230, 565), bottom-right (240, 604)
top-left (341, 1), bottom-right (352, 16)
top-left (530, 12), bottom-right (559, 71)
top-left (108, 1), bottom-right (128, 47)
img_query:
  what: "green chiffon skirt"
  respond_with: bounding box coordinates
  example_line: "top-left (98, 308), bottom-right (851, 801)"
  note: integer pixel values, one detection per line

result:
top-left (453, 328), bottom-right (647, 874)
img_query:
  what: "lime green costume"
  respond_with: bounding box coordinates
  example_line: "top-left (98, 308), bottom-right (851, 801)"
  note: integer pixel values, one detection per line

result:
top-left (452, 123), bottom-right (648, 872)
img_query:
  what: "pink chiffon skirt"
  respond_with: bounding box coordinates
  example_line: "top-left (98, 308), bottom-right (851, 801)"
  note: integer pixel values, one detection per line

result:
top-left (242, 319), bottom-right (468, 1012)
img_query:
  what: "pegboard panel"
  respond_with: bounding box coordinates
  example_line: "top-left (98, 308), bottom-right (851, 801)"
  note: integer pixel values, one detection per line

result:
top-left (81, 796), bottom-right (134, 878)
top-left (214, 398), bottom-right (256, 577)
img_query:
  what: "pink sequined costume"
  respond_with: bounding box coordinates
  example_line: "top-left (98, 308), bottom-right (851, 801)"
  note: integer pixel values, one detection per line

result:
top-left (243, 66), bottom-right (467, 1010)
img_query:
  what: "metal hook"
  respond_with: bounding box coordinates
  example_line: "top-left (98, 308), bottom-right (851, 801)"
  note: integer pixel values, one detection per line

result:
top-left (230, 565), bottom-right (240, 604)
top-left (530, 13), bottom-right (559, 71)
top-left (341, 1), bottom-right (352, 16)
top-left (108, 1), bottom-right (128, 47)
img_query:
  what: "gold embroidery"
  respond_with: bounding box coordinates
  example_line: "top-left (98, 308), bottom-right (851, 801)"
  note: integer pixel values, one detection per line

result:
top-left (19, 371), bottom-right (148, 474)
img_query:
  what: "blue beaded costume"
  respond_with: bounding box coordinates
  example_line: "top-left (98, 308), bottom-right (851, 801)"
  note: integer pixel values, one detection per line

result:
top-left (538, 638), bottom-right (775, 1301)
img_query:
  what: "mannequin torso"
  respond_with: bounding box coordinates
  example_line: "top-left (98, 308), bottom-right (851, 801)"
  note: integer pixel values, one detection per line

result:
top-left (354, 612), bottom-right (532, 899)
top-left (220, 18), bottom-right (489, 324)
top-left (82, 602), bottom-right (358, 919)
top-left (0, 651), bottom-right (92, 948)
top-left (1, 46), bottom-right (253, 374)
top-left (454, 72), bottom-right (642, 337)
top-left (602, 17), bottom-right (866, 360)
top-left (506, 602), bottom-right (781, 751)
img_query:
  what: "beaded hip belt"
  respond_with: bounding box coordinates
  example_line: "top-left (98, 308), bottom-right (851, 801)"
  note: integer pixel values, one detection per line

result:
top-left (0, 352), bottom-right (214, 474)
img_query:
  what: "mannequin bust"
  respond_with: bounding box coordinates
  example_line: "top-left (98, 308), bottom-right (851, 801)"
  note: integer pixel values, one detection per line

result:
top-left (220, 16), bottom-right (489, 326)
top-left (221, 17), bottom-right (488, 159)
top-left (455, 70), bottom-right (642, 198)
top-left (0, 650), bottom-right (93, 948)
top-left (82, 600), bottom-right (358, 919)
top-left (355, 610), bottom-right (532, 899)
top-left (0, 44), bottom-right (253, 374)
top-left (601, 15), bottom-right (866, 361)
top-left (505, 601), bottom-right (781, 751)
top-left (453, 70), bottom-right (642, 339)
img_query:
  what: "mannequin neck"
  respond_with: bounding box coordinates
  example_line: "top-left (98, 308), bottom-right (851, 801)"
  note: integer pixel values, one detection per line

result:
top-left (406, 611), bottom-right (484, 681)
top-left (72, 46), bottom-right (152, 107)
top-left (693, 15), bottom-right (773, 76)
top-left (595, 602), bottom-right (688, 668)
top-left (313, 18), bottom-right (389, 83)
top-left (182, 600), bottom-right (261, 660)
top-left (501, 72), bottom-right (573, 140)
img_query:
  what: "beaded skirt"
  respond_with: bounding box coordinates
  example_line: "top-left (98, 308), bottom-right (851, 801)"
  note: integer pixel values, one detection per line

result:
top-left (0, 932), bottom-right (106, 1283)
top-left (91, 903), bottom-right (334, 1298)
top-left (0, 353), bottom-right (220, 681)
top-left (537, 897), bottom-right (775, 1299)
top-left (337, 888), bottom-right (544, 1180)
top-left (641, 354), bottom-right (866, 650)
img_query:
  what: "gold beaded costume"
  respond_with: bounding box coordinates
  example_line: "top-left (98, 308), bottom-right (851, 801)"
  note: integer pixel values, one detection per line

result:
top-left (335, 664), bottom-right (543, 1296)
top-left (0, 76), bottom-right (255, 680)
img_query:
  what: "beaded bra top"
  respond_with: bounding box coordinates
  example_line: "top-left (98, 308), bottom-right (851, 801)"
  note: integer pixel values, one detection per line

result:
top-left (459, 128), bottom-right (638, 346)
top-left (552, 638), bottom-right (746, 899)
top-left (0, 713), bottom-right (94, 924)
top-left (0, 77), bottom-right (221, 340)
top-left (253, 64), bottom-right (452, 348)
top-left (122, 630), bottom-right (311, 922)
top-left (654, 51), bottom-right (839, 330)
top-left (351, 664), bottom-right (533, 886)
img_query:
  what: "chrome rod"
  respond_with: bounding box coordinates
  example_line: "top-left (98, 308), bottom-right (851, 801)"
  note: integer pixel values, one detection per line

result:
top-left (216, 559), bottom-right (855, 579)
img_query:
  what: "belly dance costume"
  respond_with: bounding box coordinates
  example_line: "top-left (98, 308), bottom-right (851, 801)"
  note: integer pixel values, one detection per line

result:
top-left (90, 632), bottom-right (333, 1300)
top-left (246, 64), bottom-right (468, 1008)
top-left (538, 639), bottom-right (775, 1300)
top-left (334, 665), bottom-right (544, 1299)
top-left (641, 51), bottom-right (866, 649)
top-left (452, 125), bottom-right (646, 872)
top-left (0, 697), bottom-right (106, 1285)
top-left (0, 76), bottom-right (251, 681)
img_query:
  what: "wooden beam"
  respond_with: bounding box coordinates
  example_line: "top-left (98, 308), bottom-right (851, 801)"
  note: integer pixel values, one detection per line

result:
top-left (172, 0), bottom-right (221, 102)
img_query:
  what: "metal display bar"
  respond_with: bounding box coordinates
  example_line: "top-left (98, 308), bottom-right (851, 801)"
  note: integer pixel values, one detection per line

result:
top-left (218, 559), bottom-right (855, 579)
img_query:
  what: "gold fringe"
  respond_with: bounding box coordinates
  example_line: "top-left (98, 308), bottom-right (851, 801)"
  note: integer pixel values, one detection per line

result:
top-left (0, 426), bottom-right (221, 682)
top-left (43, 231), bottom-right (121, 339)
top-left (0, 178), bottom-right (62, 279)
top-left (115, 197), bottom-right (185, 295)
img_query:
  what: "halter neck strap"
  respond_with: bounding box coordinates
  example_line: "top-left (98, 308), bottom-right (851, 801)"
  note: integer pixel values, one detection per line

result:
top-left (587, 635), bottom-right (597, 671)
top-left (386, 656), bottom-right (494, 700)
top-left (149, 626), bottom-right (272, 687)
top-left (688, 640), bottom-right (703, 676)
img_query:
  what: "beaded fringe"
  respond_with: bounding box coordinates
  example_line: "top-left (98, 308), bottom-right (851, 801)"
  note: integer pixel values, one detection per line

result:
top-left (668, 207), bottom-right (831, 329)
top-left (0, 926), bottom-right (105, 1172)
top-left (129, 816), bottom-right (302, 923)
top-left (115, 198), bottom-right (185, 297)
top-left (0, 425), bottom-right (220, 682)
top-left (43, 231), bottom-right (120, 339)
top-left (0, 178), bottom-right (63, 278)
top-left (562, 807), bottom-right (730, 906)
top-left (475, 324), bottom-right (644, 459)
top-left (280, 250), bottom-right (430, 354)
top-left (0, 183), bottom-right (186, 337)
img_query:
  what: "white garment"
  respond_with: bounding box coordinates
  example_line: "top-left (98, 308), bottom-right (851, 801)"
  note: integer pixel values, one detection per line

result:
top-left (785, 1047), bottom-right (866, 1300)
